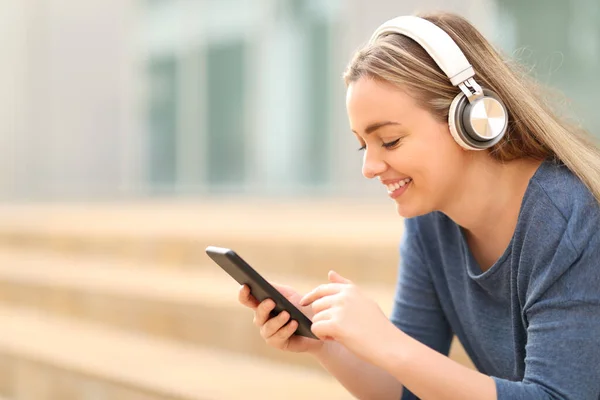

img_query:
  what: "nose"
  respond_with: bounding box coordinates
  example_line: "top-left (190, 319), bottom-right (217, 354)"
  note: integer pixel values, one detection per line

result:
top-left (361, 148), bottom-right (387, 179)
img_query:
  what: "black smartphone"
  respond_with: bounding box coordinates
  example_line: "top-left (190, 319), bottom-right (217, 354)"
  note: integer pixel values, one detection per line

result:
top-left (205, 246), bottom-right (319, 340)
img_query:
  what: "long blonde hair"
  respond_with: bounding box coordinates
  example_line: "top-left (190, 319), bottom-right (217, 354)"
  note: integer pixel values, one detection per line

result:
top-left (344, 12), bottom-right (600, 204)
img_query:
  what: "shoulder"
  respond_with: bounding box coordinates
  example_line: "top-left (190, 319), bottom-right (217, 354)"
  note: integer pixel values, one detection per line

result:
top-left (517, 159), bottom-right (600, 304)
top-left (524, 158), bottom-right (600, 253)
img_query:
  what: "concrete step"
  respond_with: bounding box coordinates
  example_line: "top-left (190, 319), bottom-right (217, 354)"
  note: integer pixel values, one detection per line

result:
top-left (0, 248), bottom-right (393, 373)
top-left (0, 249), bottom-right (475, 371)
top-left (0, 305), bottom-right (353, 400)
top-left (0, 200), bottom-right (404, 285)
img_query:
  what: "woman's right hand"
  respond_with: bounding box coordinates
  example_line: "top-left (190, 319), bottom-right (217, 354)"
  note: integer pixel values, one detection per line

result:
top-left (238, 283), bottom-right (325, 354)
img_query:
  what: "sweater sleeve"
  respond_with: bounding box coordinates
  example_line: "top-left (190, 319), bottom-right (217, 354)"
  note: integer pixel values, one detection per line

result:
top-left (391, 218), bottom-right (453, 400)
top-left (493, 237), bottom-right (600, 400)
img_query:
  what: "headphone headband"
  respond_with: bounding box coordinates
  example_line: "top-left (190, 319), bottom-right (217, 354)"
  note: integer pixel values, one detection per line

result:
top-left (368, 16), bottom-right (474, 86)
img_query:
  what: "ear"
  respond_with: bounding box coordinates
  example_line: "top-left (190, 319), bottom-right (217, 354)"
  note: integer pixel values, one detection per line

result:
top-left (328, 270), bottom-right (352, 284)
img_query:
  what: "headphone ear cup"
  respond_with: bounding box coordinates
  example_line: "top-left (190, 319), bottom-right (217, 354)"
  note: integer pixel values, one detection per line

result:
top-left (448, 92), bottom-right (479, 150)
top-left (448, 89), bottom-right (508, 150)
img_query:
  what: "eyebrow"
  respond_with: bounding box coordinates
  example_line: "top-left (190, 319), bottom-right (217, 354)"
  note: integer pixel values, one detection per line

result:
top-left (352, 121), bottom-right (402, 135)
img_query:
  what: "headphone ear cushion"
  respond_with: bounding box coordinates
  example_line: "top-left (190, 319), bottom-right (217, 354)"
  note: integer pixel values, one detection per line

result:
top-left (448, 89), bottom-right (507, 150)
top-left (449, 92), bottom-right (479, 150)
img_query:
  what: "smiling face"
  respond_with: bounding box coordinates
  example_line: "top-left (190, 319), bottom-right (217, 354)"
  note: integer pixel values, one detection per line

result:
top-left (346, 76), bottom-right (471, 218)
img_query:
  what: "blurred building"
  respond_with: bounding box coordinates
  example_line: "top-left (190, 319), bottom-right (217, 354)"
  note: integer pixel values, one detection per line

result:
top-left (1, 0), bottom-right (599, 201)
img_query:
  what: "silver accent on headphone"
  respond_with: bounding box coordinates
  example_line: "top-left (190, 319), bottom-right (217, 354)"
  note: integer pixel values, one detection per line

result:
top-left (467, 96), bottom-right (507, 140)
top-left (458, 78), bottom-right (483, 102)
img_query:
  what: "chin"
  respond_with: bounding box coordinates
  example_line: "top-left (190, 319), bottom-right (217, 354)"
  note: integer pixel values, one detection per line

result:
top-left (394, 202), bottom-right (431, 219)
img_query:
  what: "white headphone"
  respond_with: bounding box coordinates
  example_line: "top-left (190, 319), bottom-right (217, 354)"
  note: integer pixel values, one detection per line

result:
top-left (369, 16), bottom-right (508, 151)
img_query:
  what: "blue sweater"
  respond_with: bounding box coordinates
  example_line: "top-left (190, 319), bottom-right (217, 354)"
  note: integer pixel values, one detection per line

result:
top-left (392, 158), bottom-right (600, 400)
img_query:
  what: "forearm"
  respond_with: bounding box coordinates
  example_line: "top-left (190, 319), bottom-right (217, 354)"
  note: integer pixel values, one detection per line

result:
top-left (310, 340), bottom-right (403, 400)
top-left (375, 329), bottom-right (496, 400)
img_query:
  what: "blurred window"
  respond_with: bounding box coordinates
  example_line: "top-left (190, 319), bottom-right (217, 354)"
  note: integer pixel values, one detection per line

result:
top-left (206, 39), bottom-right (247, 185)
top-left (303, 5), bottom-right (333, 185)
top-left (147, 55), bottom-right (178, 189)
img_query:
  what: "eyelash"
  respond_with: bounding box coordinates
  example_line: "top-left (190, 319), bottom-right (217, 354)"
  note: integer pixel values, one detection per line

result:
top-left (357, 139), bottom-right (401, 152)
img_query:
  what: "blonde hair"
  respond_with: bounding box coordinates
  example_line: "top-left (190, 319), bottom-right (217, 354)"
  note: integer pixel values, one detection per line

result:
top-left (344, 12), bottom-right (600, 204)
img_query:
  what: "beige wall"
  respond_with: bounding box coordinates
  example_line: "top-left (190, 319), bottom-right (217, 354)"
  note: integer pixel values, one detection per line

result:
top-left (0, 0), bottom-right (141, 200)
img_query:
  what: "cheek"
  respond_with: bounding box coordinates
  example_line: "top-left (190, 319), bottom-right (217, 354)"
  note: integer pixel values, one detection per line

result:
top-left (406, 129), bottom-right (462, 194)
top-left (422, 124), bottom-right (463, 167)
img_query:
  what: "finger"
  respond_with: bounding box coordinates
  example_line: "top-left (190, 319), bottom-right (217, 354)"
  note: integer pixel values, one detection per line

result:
top-left (312, 308), bottom-right (334, 324)
top-left (311, 295), bottom-right (336, 315)
top-left (253, 299), bottom-right (276, 327)
top-left (261, 310), bottom-right (291, 339)
top-left (299, 283), bottom-right (343, 307)
top-left (266, 319), bottom-right (299, 349)
top-left (328, 270), bottom-right (352, 284)
top-left (238, 285), bottom-right (259, 309)
top-left (311, 319), bottom-right (338, 341)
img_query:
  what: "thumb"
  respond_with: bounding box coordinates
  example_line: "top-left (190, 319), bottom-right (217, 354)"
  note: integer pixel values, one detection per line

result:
top-left (328, 270), bottom-right (352, 284)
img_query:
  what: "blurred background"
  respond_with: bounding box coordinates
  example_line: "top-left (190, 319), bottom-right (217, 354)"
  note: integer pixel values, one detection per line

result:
top-left (0, 0), bottom-right (598, 399)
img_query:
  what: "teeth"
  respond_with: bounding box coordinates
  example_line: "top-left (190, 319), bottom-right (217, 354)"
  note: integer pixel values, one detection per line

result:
top-left (385, 178), bottom-right (411, 192)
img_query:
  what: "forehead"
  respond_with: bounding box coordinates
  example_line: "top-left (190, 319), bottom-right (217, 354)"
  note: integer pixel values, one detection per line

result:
top-left (346, 78), bottom-right (417, 122)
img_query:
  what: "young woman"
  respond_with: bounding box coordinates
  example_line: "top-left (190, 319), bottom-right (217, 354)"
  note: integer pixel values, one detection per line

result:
top-left (238, 12), bottom-right (600, 400)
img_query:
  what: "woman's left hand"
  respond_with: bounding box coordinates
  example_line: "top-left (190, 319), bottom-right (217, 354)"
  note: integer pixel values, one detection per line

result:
top-left (299, 270), bottom-right (400, 364)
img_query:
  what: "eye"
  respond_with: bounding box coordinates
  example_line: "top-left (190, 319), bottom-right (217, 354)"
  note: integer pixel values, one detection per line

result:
top-left (382, 138), bottom-right (401, 149)
top-left (357, 144), bottom-right (366, 152)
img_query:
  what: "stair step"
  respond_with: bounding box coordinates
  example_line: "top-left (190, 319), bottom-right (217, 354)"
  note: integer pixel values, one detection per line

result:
top-left (0, 249), bottom-right (396, 372)
top-left (0, 306), bottom-right (353, 400)
top-left (0, 201), bottom-right (404, 284)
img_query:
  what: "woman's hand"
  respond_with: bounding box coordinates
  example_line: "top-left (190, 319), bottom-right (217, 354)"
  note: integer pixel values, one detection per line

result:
top-left (299, 270), bottom-right (399, 364)
top-left (238, 282), bottom-right (325, 354)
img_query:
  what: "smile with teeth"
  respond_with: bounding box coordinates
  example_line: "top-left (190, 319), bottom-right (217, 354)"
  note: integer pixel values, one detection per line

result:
top-left (386, 178), bottom-right (412, 193)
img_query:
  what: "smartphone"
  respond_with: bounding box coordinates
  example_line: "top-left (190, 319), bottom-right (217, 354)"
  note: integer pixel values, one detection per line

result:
top-left (205, 246), bottom-right (319, 340)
